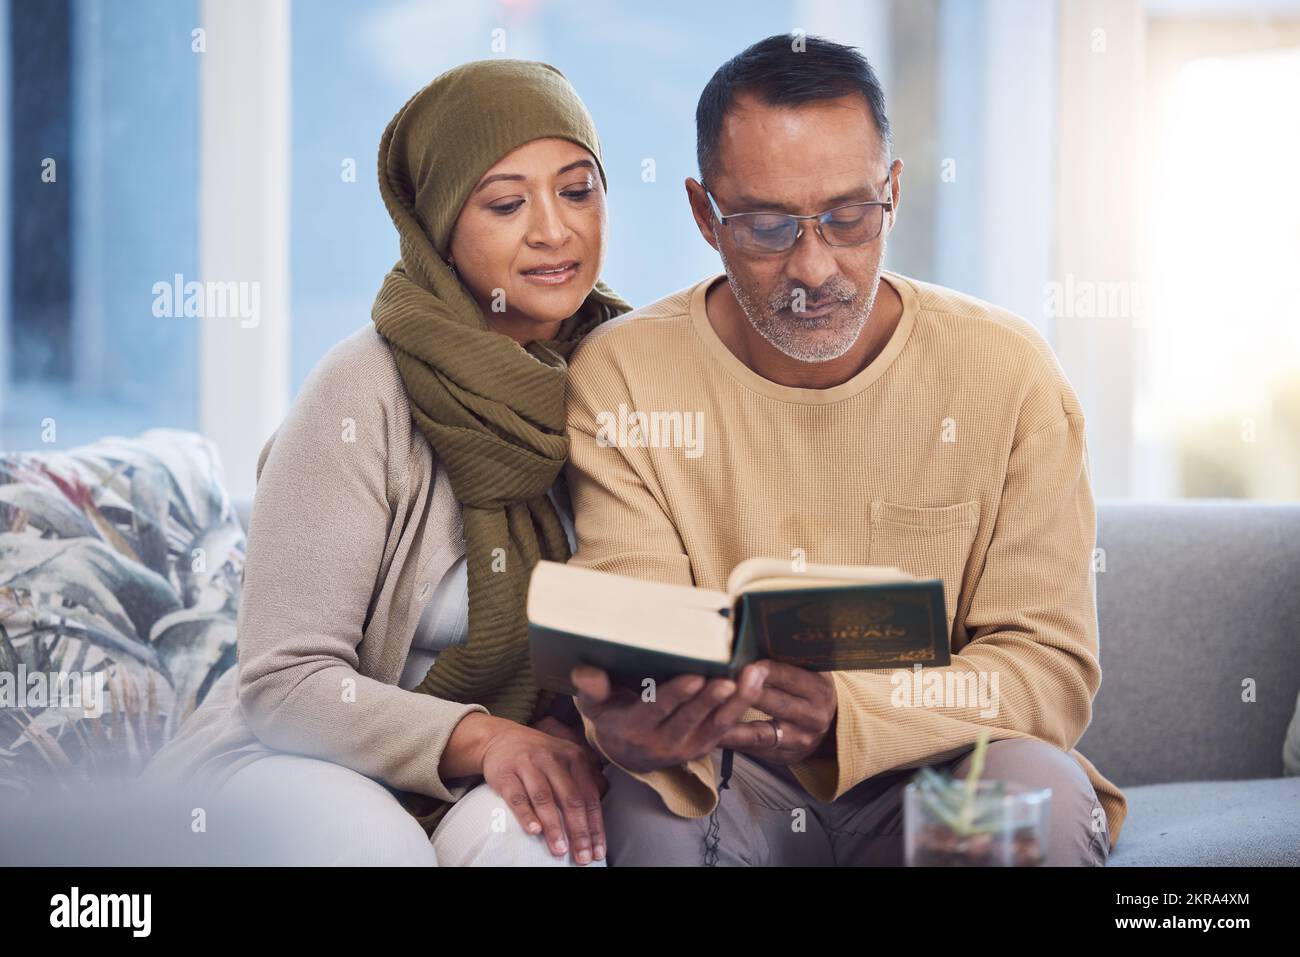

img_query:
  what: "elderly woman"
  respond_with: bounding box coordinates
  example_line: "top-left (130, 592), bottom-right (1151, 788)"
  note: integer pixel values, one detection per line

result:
top-left (143, 59), bottom-right (630, 867)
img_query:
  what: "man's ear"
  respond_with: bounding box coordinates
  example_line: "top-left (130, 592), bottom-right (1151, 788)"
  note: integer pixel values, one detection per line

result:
top-left (886, 157), bottom-right (903, 232)
top-left (684, 177), bottom-right (721, 252)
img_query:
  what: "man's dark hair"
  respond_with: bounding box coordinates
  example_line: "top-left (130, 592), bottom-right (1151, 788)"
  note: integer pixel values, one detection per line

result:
top-left (695, 33), bottom-right (892, 183)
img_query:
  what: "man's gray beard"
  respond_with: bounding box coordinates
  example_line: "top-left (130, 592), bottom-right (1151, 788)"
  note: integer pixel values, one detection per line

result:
top-left (716, 238), bottom-right (884, 363)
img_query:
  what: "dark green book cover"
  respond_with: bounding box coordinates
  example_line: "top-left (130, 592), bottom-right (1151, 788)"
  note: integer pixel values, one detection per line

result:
top-left (530, 580), bottom-right (949, 695)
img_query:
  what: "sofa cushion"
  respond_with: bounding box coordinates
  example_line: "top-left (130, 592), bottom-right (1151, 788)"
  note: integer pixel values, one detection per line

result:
top-left (1107, 777), bottom-right (1300, 866)
top-left (0, 429), bottom-right (244, 792)
top-left (1083, 502), bottom-right (1300, 786)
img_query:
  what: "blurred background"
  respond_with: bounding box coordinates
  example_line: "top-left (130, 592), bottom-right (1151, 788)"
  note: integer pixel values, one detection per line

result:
top-left (0, 0), bottom-right (1296, 502)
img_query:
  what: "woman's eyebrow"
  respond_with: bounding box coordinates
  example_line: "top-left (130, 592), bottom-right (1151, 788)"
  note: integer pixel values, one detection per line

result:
top-left (555, 159), bottom-right (596, 176)
top-left (474, 172), bottom-right (525, 193)
top-left (473, 159), bottom-right (596, 194)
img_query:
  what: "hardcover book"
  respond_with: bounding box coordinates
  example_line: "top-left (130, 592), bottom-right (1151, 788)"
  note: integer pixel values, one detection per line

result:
top-left (528, 557), bottom-right (950, 695)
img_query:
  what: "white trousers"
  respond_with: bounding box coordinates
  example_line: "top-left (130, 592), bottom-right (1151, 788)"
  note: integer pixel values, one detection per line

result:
top-left (207, 752), bottom-right (602, 867)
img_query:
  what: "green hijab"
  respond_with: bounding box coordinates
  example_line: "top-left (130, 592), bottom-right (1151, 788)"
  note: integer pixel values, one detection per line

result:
top-left (370, 60), bottom-right (631, 832)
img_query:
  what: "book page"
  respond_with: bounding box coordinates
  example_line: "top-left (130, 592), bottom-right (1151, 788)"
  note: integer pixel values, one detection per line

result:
top-left (528, 561), bottom-right (734, 662)
top-left (725, 556), bottom-right (915, 596)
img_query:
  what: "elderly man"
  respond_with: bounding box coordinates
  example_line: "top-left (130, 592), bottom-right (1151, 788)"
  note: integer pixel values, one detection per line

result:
top-left (564, 33), bottom-right (1126, 866)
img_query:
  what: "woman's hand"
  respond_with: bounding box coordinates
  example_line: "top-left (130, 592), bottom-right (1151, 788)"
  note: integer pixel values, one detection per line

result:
top-left (480, 720), bottom-right (608, 864)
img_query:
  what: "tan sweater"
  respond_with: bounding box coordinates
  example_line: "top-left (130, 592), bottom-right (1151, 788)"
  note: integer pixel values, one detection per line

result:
top-left (564, 271), bottom-right (1128, 851)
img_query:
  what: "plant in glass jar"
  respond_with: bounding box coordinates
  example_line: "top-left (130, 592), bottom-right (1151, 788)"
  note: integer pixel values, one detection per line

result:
top-left (904, 730), bottom-right (1051, 866)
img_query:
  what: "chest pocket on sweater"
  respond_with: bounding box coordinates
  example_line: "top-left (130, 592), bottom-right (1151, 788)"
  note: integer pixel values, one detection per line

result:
top-left (867, 500), bottom-right (981, 643)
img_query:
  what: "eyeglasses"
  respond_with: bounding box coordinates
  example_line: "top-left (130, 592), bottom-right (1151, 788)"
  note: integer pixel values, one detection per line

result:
top-left (702, 174), bottom-right (893, 255)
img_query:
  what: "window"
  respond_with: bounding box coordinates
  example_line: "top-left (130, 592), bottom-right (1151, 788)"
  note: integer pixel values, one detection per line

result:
top-left (3, 0), bottom-right (1295, 502)
top-left (0, 0), bottom-right (200, 451)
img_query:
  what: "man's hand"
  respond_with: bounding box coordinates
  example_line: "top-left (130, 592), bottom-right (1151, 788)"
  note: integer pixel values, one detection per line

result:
top-left (717, 661), bottom-right (838, 765)
top-left (530, 714), bottom-right (591, 751)
top-left (571, 663), bottom-right (766, 773)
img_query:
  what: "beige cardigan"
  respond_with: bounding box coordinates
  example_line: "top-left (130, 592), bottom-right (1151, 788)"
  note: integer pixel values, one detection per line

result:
top-left (143, 326), bottom-right (489, 804)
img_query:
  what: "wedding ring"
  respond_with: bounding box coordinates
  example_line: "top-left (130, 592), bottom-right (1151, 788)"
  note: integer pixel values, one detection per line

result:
top-left (770, 718), bottom-right (784, 748)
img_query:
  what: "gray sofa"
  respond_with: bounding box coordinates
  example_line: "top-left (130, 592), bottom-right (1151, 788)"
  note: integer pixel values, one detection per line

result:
top-left (227, 496), bottom-right (1300, 866)
top-left (1081, 501), bottom-right (1300, 865)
